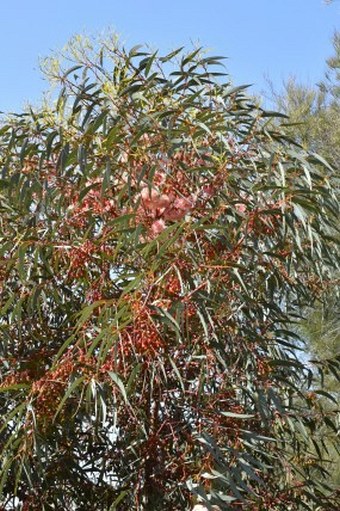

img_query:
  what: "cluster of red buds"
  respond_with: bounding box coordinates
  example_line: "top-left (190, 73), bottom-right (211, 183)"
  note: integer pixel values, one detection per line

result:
top-left (121, 301), bottom-right (163, 355)
top-left (165, 274), bottom-right (182, 295)
top-left (256, 356), bottom-right (272, 380)
top-left (31, 355), bottom-right (75, 419)
top-left (67, 178), bottom-right (116, 228)
top-left (21, 495), bottom-right (42, 511)
top-left (21, 156), bottom-right (57, 182)
top-left (246, 201), bottom-right (284, 236)
top-left (85, 286), bottom-right (105, 306)
top-left (0, 369), bottom-right (31, 389)
top-left (66, 240), bottom-right (110, 279)
top-left (67, 240), bottom-right (97, 278)
top-left (74, 348), bottom-right (98, 379)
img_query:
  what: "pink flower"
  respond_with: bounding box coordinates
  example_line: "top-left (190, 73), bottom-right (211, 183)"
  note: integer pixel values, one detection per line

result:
top-left (140, 187), bottom-right (160, 206)
top-left (174, 197), bottom-right (192, 211)
top-left (140, 187), bottom-right (171, 215)
top-left (150, 219), bottom-right (166, 235)
top-left (202, 184), bottom-right (216, 199)
top-left (163, 196), bottom-right (194, 221)
top-left (153, 193), bottom-right (171, 210)
top-left (235, 203), bottom-right (246, 214)
top-left (153, 171), bottom-right (167, 186)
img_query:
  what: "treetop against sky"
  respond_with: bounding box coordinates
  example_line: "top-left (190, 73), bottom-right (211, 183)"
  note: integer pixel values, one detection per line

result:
top-left (0, 0), bottom-right (339, 112)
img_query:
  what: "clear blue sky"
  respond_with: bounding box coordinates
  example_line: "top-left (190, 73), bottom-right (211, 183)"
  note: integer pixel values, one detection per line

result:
top-left (1, 0), bottom-right (339, 112)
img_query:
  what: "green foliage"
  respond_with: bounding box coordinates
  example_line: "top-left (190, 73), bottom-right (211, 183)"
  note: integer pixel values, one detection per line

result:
top-left (0, 35), bottom-right (339, 510)
top-left (270, 32), bottom-right (340, 173)
top-left (270, 31), bottom-right (340, 495)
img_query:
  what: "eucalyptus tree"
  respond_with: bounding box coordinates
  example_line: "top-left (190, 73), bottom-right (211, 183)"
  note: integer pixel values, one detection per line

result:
top-left (0, 36), bottom-right (339, 510)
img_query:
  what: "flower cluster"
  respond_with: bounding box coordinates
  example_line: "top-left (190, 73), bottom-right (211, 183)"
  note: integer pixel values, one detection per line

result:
top-left (31, 355), bottom-right (75, 419)
top-left (121, 300), bottom-right (163, 355)
top-left (67, 178), bottom-right (116, 228)
top-left (137, 184), bottom-right (196, 236)
top-left (65, 240), bottom-right (110, 279)
top-left (0, 369), bottom-right (31, 389)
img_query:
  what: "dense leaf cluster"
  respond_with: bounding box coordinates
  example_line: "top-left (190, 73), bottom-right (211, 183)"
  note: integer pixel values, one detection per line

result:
top-left (0, 37), bottom-right (339, 510)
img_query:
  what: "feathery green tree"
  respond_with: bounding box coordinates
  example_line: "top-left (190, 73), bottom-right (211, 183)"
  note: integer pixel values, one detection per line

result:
top-left (269, 30), bottom-right (340, 493)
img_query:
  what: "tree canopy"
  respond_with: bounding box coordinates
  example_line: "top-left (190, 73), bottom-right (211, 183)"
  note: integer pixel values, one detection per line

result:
top-left (269, 32), bottom-right (340, 173)
top-left (270, 30), bottom-right (340, 492)
top-left (0, 36), bottom-right (339, 510)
